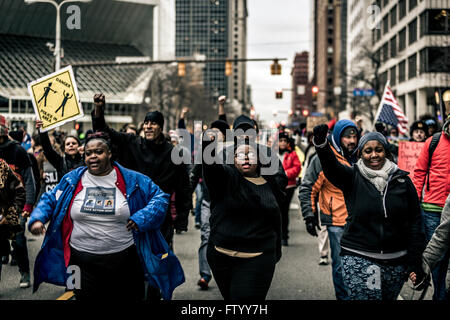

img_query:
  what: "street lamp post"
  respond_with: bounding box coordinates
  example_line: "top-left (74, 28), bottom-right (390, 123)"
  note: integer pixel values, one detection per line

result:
top-left (24, 0), bottom-right (92, 71)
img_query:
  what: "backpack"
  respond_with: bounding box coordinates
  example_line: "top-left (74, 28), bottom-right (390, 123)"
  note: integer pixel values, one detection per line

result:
top-left (425, 132), bottom-right (442, 191)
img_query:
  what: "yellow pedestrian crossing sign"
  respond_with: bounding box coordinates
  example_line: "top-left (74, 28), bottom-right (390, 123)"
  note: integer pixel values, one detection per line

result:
top-left (28, 66), bottom-right (83, 132)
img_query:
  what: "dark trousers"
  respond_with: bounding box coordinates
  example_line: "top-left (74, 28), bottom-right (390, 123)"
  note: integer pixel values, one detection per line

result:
top-left (69, 245), bottom-right (145, 301)
top-left (281, 187), bottom-right (296, 241)
top-left (12, 216), bottom-right (29, 274)
top-left (207, 244), bottom-right (276, 300)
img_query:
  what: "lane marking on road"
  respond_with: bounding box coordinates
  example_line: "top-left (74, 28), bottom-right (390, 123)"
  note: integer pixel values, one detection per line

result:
top-left (56, 291), bottom-right (75, 300)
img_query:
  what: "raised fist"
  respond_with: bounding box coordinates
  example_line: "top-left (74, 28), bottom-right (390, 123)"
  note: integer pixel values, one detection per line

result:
top-left (313, 124), bottom-right (329, 145)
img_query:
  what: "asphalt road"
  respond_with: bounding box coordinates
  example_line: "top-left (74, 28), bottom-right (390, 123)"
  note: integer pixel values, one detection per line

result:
top-left (0, 190), bottom-right (431, 300)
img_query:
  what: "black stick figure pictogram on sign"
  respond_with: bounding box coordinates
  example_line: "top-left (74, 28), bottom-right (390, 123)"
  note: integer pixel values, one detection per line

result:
top-left (37, 82), bottom-right (57, 107)
top-left (55, 90), bottom-right (73, 117)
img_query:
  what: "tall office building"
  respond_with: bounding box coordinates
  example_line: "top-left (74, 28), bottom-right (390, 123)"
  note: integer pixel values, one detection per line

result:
top-left (175, 0), bottom-right (248, 115)
top-left (313, 0), bottom-right (348, 118)
top-left (291, 51), bottom-right (312, 124)
top-left (371, 0), bottom-right (450, 121)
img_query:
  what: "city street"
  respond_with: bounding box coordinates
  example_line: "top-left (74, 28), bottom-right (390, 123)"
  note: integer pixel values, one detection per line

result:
top-left (0, 191), bottom-right (429, 301)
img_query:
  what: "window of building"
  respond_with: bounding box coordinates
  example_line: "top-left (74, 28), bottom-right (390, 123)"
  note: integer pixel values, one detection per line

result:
top-left (382, 43), bottom-right (389, 62)
top-left (399, 60), bottom-right (406, 82)
top-left (390, 66), bottom-right (396, 86)
top-left (427, 10), bottom-right (450, 34)
top-left (399, 0), bottom-right (406, 20)
top-left (380, 71), bottom-right (388, 87)
top-left (390, 5), bottom-right (397, 28)
top-left (419, 48), bottom-right (426, 74)
top-left (383, 15), bottom-right (389, 35)
top-left (409, 19), bottom-right (417, 44)
top-left (408, 53), bottom-right (417, 79)
top-left (409, 0), bottom-right (417, 11)
top-left (390, 36), bottom-right (397, 58)
top-left (424, 47), bottom-right (450, 72)
top-left (399, 27), bottom-right (406, 51)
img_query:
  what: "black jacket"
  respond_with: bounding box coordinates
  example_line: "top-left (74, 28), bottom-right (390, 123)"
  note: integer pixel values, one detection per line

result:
top-left (92, 110), bottom-right (192, 232)
top-left (315, 142), bottom-right (425, 270)
top-left (40, 131), bottom-right (84, 181)
top-left (203, 139), bottom-right (284, 262)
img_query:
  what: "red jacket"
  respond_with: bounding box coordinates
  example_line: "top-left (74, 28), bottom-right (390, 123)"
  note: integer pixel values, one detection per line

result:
top-left (282, 150), bottom-right (302, 188)
top-left (413, 132), bottom-right (450, 208)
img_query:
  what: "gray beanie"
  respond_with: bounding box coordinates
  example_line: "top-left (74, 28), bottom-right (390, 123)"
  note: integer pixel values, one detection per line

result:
top-left (357, 132), bottom-right (389, 153)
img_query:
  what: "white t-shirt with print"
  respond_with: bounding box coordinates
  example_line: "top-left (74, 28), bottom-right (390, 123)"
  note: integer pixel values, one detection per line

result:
top-left (70, 169), bottom-right (134, 254)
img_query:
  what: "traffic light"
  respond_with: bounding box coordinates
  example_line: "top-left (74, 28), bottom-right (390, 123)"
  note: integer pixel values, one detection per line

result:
top-left (74, 122), bottom-right (83, 138)
top-left (271, 59), bottom-right (282, 75)
top-left (301, 108), bottom-right (310, 117)
top-left (178, 62), bottom-right (186, 77)
top-left (312, 85), bottom-right (319, 99)
top-left (275, 90), bottom-right (283, 99)
top-left (225, 61), bottom-right (232, 76)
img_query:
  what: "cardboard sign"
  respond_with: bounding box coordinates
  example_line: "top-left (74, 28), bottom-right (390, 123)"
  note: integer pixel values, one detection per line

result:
top-left (306, 116), bottom-right (328, 132)
top-left (28, 66), bottom-right (83, 132)
top-left (397, 141), bottom-right (425, 180)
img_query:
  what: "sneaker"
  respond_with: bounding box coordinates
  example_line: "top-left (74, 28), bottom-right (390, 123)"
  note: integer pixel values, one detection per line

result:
top-left (1, 255), bottom-right (8, 265)
top-left (197, 278), bottom-right (209, 290)
top-left (319, 256), bottom-right (328, 265)
top-left (19, 272), bottom-right (30, 288)
top-left (195, 222), bottom-right (201, 229)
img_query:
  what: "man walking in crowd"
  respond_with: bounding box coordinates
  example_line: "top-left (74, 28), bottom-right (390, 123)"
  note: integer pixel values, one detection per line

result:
top-left (299, 119), bottom-right (360, 300)
top-left (0, 115), bottom-right (36, 289)
top-left (413, 114), bottom-right (450, 300)
top-left (409, 120), bottom-right (429, 143)
top-left (189, 96), bottom-right (230, 290)
top-left (91, 93), bottom-right (192, 300)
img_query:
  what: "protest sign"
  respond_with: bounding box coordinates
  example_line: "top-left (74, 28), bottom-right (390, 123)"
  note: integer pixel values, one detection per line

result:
top-left (398, 141), bottom-right (425, 180)
top-left (28, 66), bottom-right (83, 132)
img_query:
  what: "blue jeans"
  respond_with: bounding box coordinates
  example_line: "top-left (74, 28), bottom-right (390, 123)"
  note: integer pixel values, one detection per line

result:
top-left (198, 200), bottom-right (212, 282)
top-left (194, 185), bottom-right (203, 225)
top-left (327, 226), bottom-right (349, 300)
top-left (422, 209), bottom-right (450, 301)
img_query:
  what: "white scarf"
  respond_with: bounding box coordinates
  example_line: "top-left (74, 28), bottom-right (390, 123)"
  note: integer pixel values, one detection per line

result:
top-left (356, 158), bottom-right (398, 192)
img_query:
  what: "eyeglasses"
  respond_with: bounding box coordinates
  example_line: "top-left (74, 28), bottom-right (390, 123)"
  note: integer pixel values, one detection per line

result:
top-left (34, 149), bottom-right (43, 156)
top-left (235, 152), bottom-right (256, 160)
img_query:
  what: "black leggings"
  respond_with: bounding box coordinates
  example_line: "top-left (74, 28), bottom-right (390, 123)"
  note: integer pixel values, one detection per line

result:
top-left (207, 244), bottom-right (276, 300)
top-left (281, 187), bottom-right (296, 241)
top-left (69, 245), bottom-right (145, 301)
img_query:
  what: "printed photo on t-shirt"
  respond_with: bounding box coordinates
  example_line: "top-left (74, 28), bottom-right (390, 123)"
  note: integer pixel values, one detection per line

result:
top-left (81, 187), bottom-right (116, 215)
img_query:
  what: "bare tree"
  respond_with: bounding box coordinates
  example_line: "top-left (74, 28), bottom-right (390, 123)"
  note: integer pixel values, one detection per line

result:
top-left (144, 64), bottom-right (216, 131)
top-left (344, 42), bottom-right (382, 123)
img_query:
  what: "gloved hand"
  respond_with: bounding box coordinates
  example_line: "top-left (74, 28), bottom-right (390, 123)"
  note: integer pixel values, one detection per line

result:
top-left (305, 216), bottom-right (320, 237)
top-left (313, 124), bottom-right (329, 145)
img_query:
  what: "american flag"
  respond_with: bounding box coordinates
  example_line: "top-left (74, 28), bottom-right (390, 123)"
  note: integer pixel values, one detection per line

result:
top-left (374, 82), bottom-right (408, 135)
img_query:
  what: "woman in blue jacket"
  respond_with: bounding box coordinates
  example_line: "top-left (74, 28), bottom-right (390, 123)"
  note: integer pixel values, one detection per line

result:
top-left (29, 133), bottom-right (184, 300)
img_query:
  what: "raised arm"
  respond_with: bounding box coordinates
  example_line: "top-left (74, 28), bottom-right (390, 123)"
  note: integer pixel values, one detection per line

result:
top-left (201, 132), bottom-right (227, 198)
top-left (36, 120), bottom-right (64, 173)
top-left (218, 95), bottom-right (228, 123)
top-left (313, 124), bottom-right (353, 193)
top-left (91, 93), bottom-right (136, 147)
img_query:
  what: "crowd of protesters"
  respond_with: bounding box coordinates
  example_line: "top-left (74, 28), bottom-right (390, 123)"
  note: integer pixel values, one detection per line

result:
top-left (0, 95), bottom-right (449, 301)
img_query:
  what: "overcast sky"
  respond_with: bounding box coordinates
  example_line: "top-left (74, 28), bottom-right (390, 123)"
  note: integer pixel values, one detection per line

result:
top-left (246, 0), bottom-right (310, 128)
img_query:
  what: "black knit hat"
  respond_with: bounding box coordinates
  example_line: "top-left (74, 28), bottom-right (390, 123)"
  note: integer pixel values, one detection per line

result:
top-left (210, 119), bottom-right (229, 137)
top-left (410, 120), bottom-right (428, 137)
top-left (144, 111), bottom-right (164, 129)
